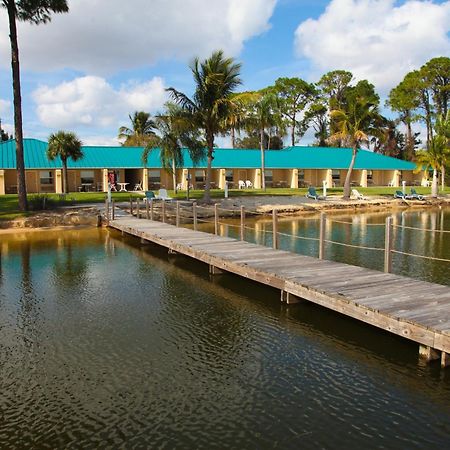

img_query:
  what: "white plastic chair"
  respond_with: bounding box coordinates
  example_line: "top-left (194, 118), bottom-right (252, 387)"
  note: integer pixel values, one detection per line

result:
top-left (351, 189), bottom-right (367, 200)
top-left (238, 180), bottom-right (246, 189)
top-left (155, 188), bottom-right (172, 200)
top-left (245, 180), bottom-right (253, 188)
top-left (176, 183), bottom-right (183, 191)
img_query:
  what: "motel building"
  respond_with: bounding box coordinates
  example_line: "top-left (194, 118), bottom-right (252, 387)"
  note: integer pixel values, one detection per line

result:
top-left (0, 138), bottom-right (427, 195)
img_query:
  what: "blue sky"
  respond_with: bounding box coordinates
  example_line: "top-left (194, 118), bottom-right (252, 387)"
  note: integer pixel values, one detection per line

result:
top-left (0, 0), bottom-right (449, 145)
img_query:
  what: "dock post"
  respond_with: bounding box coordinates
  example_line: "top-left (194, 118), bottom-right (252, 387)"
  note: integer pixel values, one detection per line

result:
top-left (272, 209), bottom-right (278, 249)
top-left (214, 203), bottom-right (219, 235)
top-left (193, 202), bottom-right (197, 231)
top-left (176, 201), bottom-right (180, 227)
top-left (240, 206), bottom-right (245, 241)
top-left (442, 352), bottom-right (450, 368)
top-left (319, 213), bottom-right (326, 259)
top-left (150, 199), bottom-right (154, 221)
top-left (136, 198), bottom-right (140, 219)
top-left (162, 201), bottom-right (166, 223)
top-left (384, 216), bottom-right (393, 273)
top-left (105, 199), bottom-right (109, 225)
top-left (112, 200), bottom-right (115, 220)
top-left (146, 199), bottom-right (150, 220)
top-left (419, 345), bottom-right (440, 362)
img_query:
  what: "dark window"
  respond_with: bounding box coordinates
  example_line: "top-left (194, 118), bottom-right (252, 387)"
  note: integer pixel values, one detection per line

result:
top-left (225, 169), bottom-right (233, 182)
top-left (40, 171), bottom-right (53, 185)
top-left (80, 170), bottom-right (94, 184)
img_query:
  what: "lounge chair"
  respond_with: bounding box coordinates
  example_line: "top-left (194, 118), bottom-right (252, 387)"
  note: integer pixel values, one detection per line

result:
top-left (238, 180), bottom-right (246, 189)
top-left (143, 191), bottom-right (155, 203)
top-left (305, 186), bottom-right (324, 200)
top-left (155, 188), bottom-right (172, 200)
top-left (410, 188), bottom-right (424, 200)
top-left (394, 190), bottom-right (412, 200)
top-left (245, 180), bottom-right (253, 188)
top-left (351, 189), bottom-right (367, 200)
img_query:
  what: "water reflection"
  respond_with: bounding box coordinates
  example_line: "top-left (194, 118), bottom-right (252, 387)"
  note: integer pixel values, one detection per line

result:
top-left (0, 228), bottom-right (450, 448)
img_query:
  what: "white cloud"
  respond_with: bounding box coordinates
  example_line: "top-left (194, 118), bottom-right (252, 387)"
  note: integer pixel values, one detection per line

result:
top-left (0, 98), bottom-right (10, 116)
top-left (0, 0), bottom-right (277, 74)
top-left (295, 0), bottom-right (450, 91)
top-left (32, 76), bottom-right (167, 129)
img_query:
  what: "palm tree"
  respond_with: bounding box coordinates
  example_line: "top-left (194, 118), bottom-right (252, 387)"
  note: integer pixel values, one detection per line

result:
top-left (118, 111), bottom-right (157, 147)
top-left (2, 0), bottom-right (69, 211)
top-left (142, 104), bottom-right (205, 192)
top-left (330, 97), bottom-right (381, 199)
top-left (245, 91), bottom-right (279, 190)
top-left (47, 131), bottom-right (83, 194)
top-left (167, 50), bottom-right (242, 202)
top-left (434, 112), bottom-right (450, 190)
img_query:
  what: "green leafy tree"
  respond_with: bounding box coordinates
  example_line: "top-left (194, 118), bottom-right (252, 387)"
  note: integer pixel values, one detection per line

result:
top-left (433, 112), bottom-right (450, 190)
top-left (0, 119), bottom-right (12, 141)
top-left (47, 131), bottom-right (83, 194)
top-left (118, 111), bottom-right (157, 147)
top-left (167, 50), bottom-right (242, 202)
top-left (273, 77), bottom-right (316, 146)
top-left (387, 73), bottom-right (422, 160)
top-left (2, 0), bottom-right (69, 211)
top-left (303, 100), bottom-right (329, 146)
top-left (330, 96), bottom-right (381, 199)
top-left (142, 104), bottom-right (205, 192)
top-left (422, 57), bottom-right (450, 119)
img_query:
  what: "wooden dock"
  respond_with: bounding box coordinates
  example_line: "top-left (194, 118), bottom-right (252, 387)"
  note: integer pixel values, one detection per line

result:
top-left (109, 217), bottom-right (450, 367)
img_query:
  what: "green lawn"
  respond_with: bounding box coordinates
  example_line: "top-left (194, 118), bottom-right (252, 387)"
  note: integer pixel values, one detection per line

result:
top-left (0, 186), bottom-right (448, 221)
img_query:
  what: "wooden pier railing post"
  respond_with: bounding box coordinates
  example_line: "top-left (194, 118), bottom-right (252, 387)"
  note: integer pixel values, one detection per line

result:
top-left (150, 199), bottom-right (154, 221)
top-left (136, 198), bottom-right (140, 219)
top-left (146, 199), bottom-right (150, 220)
top-left (214, 203), bottom-right (219, 235)
top-left (193, 202), bottom-right (197, 231)
top-left (319, 213), bottom-right (326, 259)
top-left (272, 209), bottom-right (278, 249)
top-left (240, 206), bottom-right (245, 241)
top-left (176, 201), bottom-right (180, 227)
top-left (105, 199), bottom-right (109, 225)
top-left (384, 216), bottom-right (393, 273)
top-left (162, 201), bottom-right (166, 223)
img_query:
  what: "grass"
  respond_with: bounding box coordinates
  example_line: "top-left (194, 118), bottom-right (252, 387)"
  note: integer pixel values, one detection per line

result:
top-left (1, 186), bottom-right (448, 221)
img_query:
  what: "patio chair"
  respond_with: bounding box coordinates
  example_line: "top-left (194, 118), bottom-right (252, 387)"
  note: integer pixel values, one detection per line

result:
top-left (351, 189), bottom-right (367, 200)
top-left (133, 182), bottom-right (143, 191)
top-left (238, 180), bottom-right (246, 189)
top-left (176, 183), bottom-right (183, 191)
top-left (245, 180), bottom-right (253, 188)
top-left (143, 191), bottom-right (155, 203)
top-left (305, 186), bottom-right (324, 200)
top-left (155, 188), bottom-right (172, 200)
top-left (394, 190), bottom-right (412, 200)
top-left (410, 188), bottom-right (424, 200)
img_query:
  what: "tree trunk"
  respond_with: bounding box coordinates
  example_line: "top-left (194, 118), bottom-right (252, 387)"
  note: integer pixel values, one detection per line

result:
top-left (343, 145), bottom-right (358, 199)
top-left (431, 168), bottom-right (438, 198)
top-left (406, 118), bottom-right (414, 160)
top-left (260, 127), bottom-right (265, 191)
top-left (203, 132), bottom-right (214, 203)
top-left (7, 3), bottom-right (28, 211)
top-left (231, 128), bottom-right (235, 149)
top-left (62, 159), bottom-right (69, 194)
top-left (172, 158), bottom-right (177, 193)
top-left (441, 165), bottom-right (445, 192)
top-left (291, 117), bottom-right (295, 147)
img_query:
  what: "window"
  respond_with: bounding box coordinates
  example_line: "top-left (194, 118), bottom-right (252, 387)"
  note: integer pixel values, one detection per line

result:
top-left (332, 170), bottom-right (340, 181)
top-left (195, 170), bottom-right (205, 182)
top-left (367, 170), bottom-right (373, 180)
top-left (80, 170), bottom-right (94, 184)
top-left (148, 170), bottom-right (161, 183)
top-left (265, 170), bottom-right (273, 185)
top-left (297, 169), bottom-right (305, 182)
top-left (40, 171), bottom-right (53, 185)
top-left (225, 169), bottom-right (233, 182)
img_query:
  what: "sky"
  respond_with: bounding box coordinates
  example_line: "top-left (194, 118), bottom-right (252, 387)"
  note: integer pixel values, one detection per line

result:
top-left (0, 0), bottom-right (449, 146)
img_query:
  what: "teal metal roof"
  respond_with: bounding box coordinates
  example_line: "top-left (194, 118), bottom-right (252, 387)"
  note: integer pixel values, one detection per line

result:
top-left (0, 138), bottom-right (416, 171)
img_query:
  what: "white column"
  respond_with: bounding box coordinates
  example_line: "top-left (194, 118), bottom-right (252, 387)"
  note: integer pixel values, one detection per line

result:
top-left (218, 169), bottom-right (226, 189)
top-left (142, 168), bottom-right (149, 191)
top-left (254, 169), bottom-right (261, 189)
top-left (102, 169), bottom-right (109, 192)
top-left (55, 169), bottom-right (63, 194)
top-left (360, 169), bottom-right (368, 187)
top-left (290, 169), bottom-right (298, 189)
top-left (326, 169), bottom-right (333, 188)
top-left (0, 170), bottom-right (5, 195)
top-left (182, 168), bottom-right (189, 190)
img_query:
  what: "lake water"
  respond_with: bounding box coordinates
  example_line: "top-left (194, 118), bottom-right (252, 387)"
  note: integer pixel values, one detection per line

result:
top-left (1, 225), bottom-right (450, 448)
